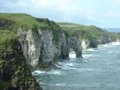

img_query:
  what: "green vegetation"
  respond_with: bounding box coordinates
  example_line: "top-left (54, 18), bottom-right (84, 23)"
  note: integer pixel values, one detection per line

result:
top-left (0, 13), bottom-right (63, 46)
top-left (0, 30), bottom-right (16, 52)
top-left (0, 38), bottom-right (41, 90)
top-left (36, 18), bottom-right (63, 43)
top-left (58, 22), bottom-right (104, 37)
top-left (0, 13), bottom-right (42, 28)
top-left (0, 80), bottom-right (11, 89)
top-left (58, 22), bottom-right (120, 41)
top-left (0, 13), bottom-right (62, 29)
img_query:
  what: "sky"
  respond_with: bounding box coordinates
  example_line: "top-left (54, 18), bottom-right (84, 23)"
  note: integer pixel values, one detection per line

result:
top-left (1, 0), bottom-right (120, 28)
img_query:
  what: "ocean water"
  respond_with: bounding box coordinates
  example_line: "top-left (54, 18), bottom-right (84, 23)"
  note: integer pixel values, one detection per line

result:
top-left (32, 42), bottom-right (120, 90)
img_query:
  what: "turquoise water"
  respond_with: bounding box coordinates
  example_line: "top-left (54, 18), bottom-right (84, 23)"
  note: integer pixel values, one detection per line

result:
top-left (33, 42), bottom-right (120, 90)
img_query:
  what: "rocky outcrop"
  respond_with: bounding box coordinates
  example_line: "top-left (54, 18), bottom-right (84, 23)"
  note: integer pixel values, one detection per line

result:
top-left (18, 28), bottom-right (69, 68)
top-left (68, 36), bottom-right (82, 57)
top-left (18, 28), bottom-right (42, 67)
top-left (81, 37), bottom-right (113, 51)
top-left (0, 39), bottom-right (42, 90)
top-left (98, 34), bottom-right (112, 44)
top-left (88, 39), bottom-right (98, 48)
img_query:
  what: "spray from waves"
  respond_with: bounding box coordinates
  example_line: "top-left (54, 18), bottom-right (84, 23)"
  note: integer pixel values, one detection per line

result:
top-left (32, 69), bottom-right (64, 76)
top-left (100, 41), bottom-right (120, 47)
top-left (56, 61), bottom-right (78, 70)
top-left (55, 83), bottom-right (66, 86)
top-left (69, 51), bottom-right (76, 58)
top-left (83, 54), bottom-right (94, 59)
top-left (86, 48), bottom-right (96, 51)
top-left (97, 42), bottom-right (120, 51)
top-left (110, 41), bottom-right (120, 45)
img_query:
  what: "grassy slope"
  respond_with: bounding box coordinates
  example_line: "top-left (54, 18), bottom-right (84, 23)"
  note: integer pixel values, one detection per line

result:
top-left (0, 13), bottom-right (63, 51)
top-left (0, 13), bottom-right (63, 30)
top-left (58, 22), bottom-right (119, 41)
top-left (0, 13), bottom-right (48, 28)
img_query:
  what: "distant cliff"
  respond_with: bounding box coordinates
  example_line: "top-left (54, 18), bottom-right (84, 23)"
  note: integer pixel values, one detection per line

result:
top-left (0, 13), bottom-right (119, 90)
top-left (58, 22), bottom-right (120, 50)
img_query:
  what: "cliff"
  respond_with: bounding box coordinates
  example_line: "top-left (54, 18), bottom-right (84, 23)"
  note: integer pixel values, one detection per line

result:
top-left (0, 13), bottom-right (43, 90)
top-left (58, 22), bottom-right (120, 50)
top-left (0, 13), bottom-right (70, 90)
top-left (0, 13), bottom-right (119, 90)
top-left (17, 18), bottom-right (69, 68)
top-left (18, 27), bottom-right (69, 68)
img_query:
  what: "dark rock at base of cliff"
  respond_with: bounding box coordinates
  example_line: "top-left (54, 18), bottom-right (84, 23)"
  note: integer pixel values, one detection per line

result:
top-left (89, 39), bottom-right (98, 48)
top-left (0, 39), bottom-right (42, 90)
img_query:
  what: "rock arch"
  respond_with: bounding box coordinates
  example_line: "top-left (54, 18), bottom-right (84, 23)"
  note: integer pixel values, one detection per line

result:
top-left (68, 36), bottom-right (82, 58)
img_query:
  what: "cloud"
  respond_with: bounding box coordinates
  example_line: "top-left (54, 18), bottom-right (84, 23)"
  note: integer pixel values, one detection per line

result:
top-left (1, 0), bottom-right (95, 16)
top-left (0, 0), bottom-right (120, 27)
top-left (105, 11), bottom-right (120, 18)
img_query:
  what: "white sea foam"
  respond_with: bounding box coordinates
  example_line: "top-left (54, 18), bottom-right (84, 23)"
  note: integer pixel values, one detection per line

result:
top-left (32, 70), bottom-right (63, 75)
top-left (48, 70), bottom-right (62, 75)
top-left (65, 63), bottom-right (75, 67)
top-left (86, 48), bottom-right (96, 51)
top-left (57, 65), bottom-right (77, 70)
top-left (99, 42), bottom-right (120, 48)
top-left (32, 70), bottom-right (46, 75)
top-left (55, 83), bottom-right (66, 86)
top-left (83, 54), bottom-right (93, 58)
top-left (56, 61), bottom-right (78, 70)
top-left (65, 83), bottom-right (100, 87)
top-left (79, 68), bottom-right (94, 72)
top-left (110, 41), bottom-right (120, 45)
top-left (69, 52), bottom-right (76, 58)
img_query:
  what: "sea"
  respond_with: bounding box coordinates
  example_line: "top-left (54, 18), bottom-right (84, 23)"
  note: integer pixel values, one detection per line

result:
top-left (32, 42), bottom-right (120, 90)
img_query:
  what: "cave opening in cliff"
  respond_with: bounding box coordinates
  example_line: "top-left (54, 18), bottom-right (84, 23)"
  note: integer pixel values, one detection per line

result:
top-left (69, 48), bottom-right (76, 58)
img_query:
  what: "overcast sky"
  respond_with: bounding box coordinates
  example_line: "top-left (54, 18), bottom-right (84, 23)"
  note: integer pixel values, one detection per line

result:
top-left (1, 0), bottom-right (120, 28)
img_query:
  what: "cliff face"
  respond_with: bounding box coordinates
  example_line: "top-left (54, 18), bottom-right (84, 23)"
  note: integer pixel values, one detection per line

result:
top-left (58, 22), bottom-right (120, 51)
top-left (18, 28), bottom-right (69, 68)
top-left (81, 38), bottom-right (99, 50)
top-left (0, 39), bottom-right (42, 90)
top-left (81, 33), bottom-right (115, 50)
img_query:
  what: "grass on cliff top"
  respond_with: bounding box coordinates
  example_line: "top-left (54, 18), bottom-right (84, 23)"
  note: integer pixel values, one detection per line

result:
top-left (0, 13), bottom-right (63, 32)
top-left (0, 13), bottom-right (63, 51)
top-left (0, 13), bottom-right (50, 29)
top-left (58, 22), bottom-right (118, 40)
top-left (58, 22), bottom-right (104, 35)
top-left (0, 13), bottom-right (62, 31)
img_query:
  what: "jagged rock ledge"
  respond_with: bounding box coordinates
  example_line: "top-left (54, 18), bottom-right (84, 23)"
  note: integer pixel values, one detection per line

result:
top-left (18, 27), bottom-right (69, 68)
